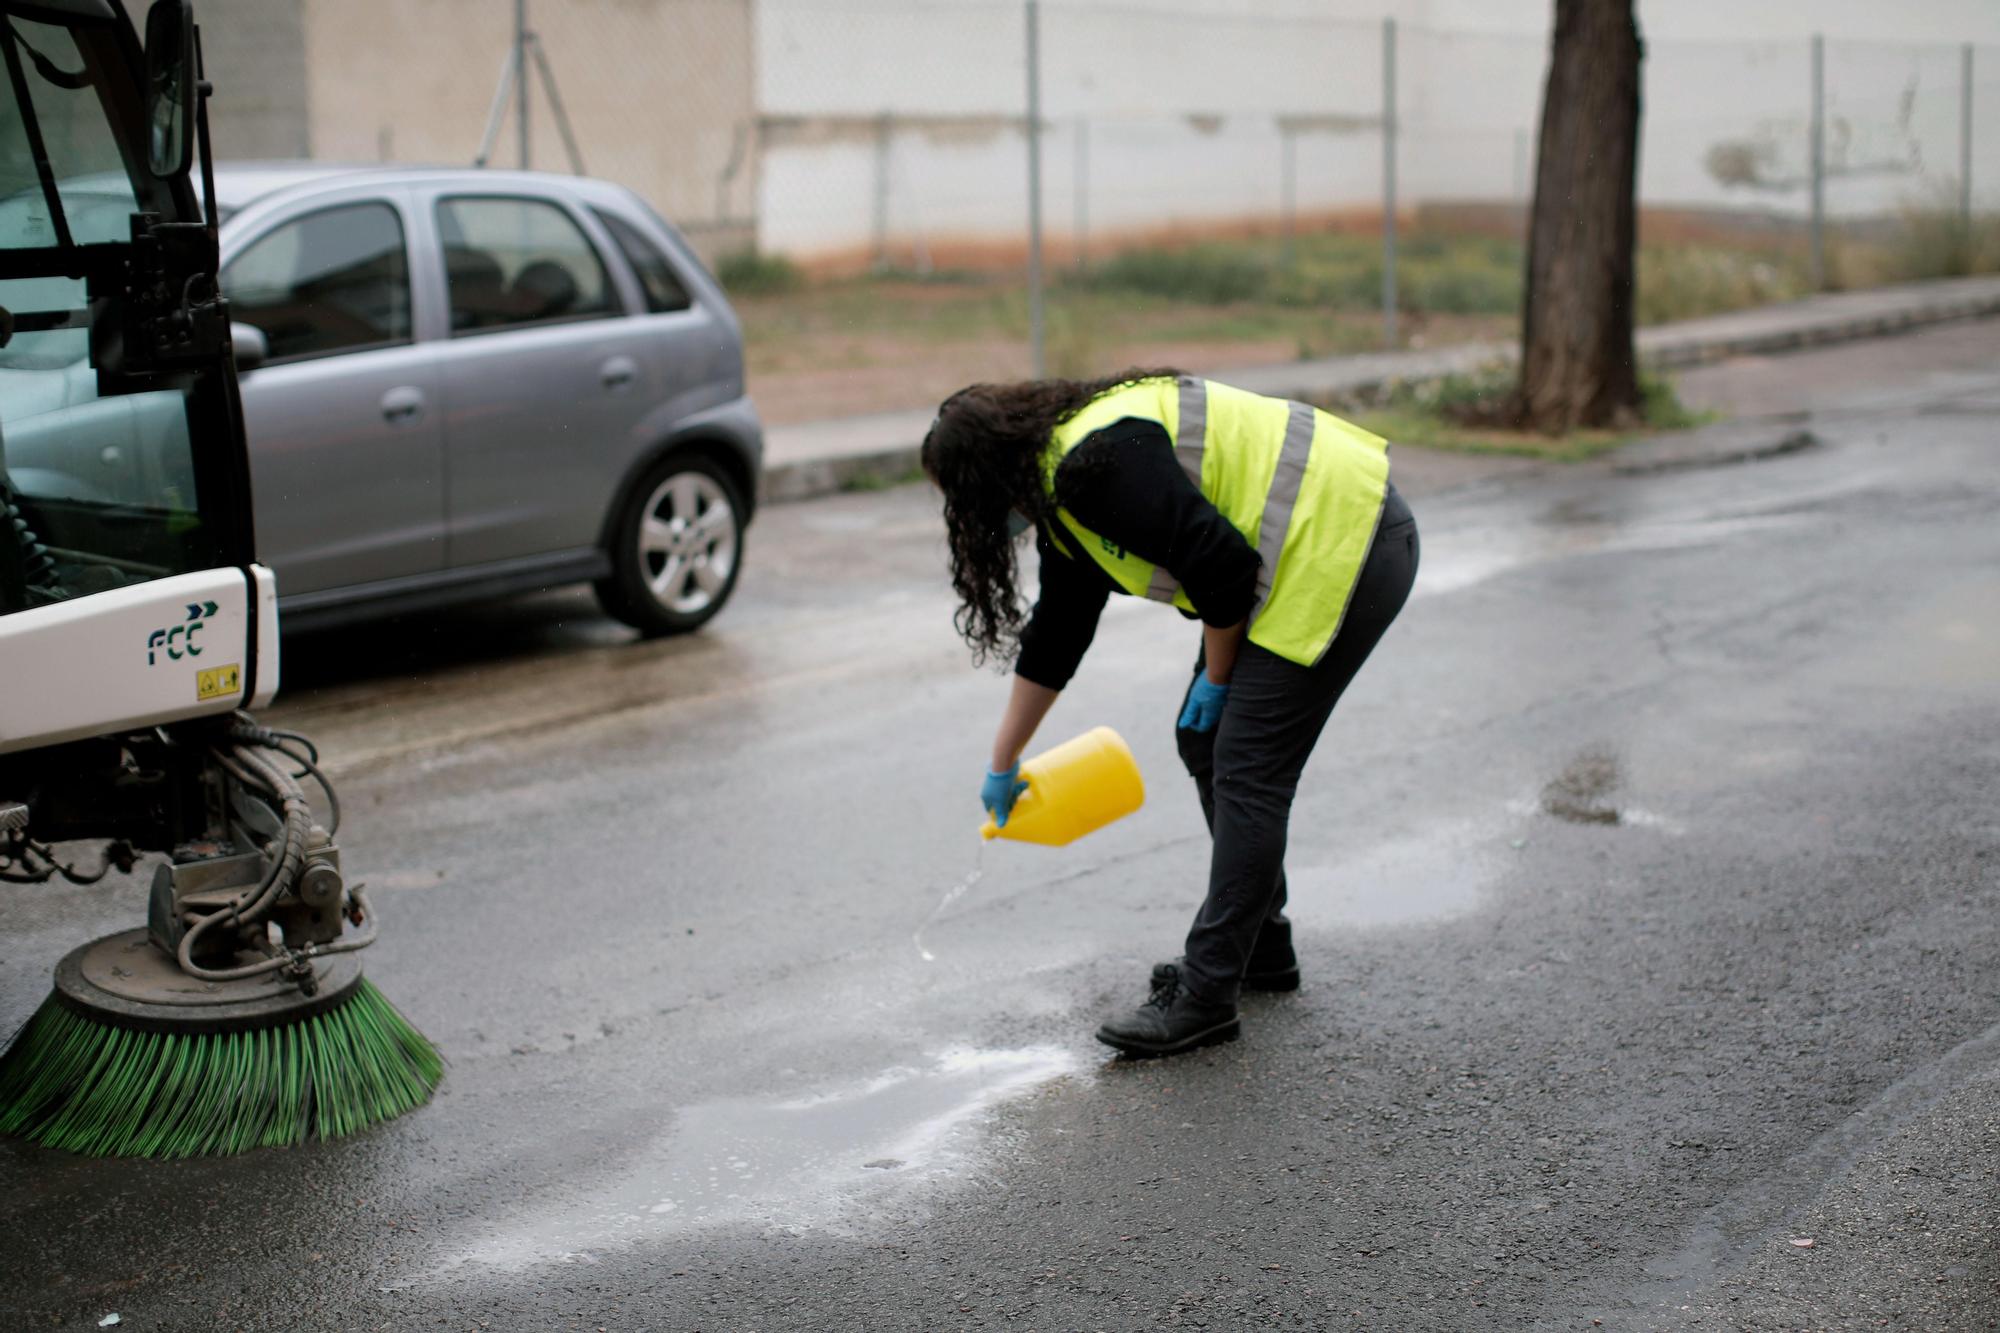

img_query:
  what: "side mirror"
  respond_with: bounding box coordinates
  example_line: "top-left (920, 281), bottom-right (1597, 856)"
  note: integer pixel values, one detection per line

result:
top-left (143, 0), bottom-right (196, 181)
top-left (230, 322), bottom-right (268, 373)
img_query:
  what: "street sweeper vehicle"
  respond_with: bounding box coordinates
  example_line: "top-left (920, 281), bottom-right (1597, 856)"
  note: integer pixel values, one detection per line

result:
top-left (0, 0), bottom-right (438, 1157)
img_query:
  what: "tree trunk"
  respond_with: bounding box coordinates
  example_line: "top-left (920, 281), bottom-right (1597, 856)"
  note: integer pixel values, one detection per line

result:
top-left (1516, 0), bottom-right (1644, 433)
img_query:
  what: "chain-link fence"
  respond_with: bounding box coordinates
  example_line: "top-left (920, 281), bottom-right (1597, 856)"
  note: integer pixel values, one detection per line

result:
top-left (204, 0), bottom-right (2000, 420)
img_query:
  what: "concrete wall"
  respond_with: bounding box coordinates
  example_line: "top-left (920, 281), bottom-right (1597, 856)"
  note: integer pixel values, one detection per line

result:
top-left (202, 0), bottom-right (755, 260)
top-left (198, 0), bottom-right (310, 161)
top-left (753, 0), bottom-right (2000, 263)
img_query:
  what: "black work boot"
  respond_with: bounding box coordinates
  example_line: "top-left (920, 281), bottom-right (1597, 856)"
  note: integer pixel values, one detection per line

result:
top-left (1097, 963), bottom-right (1240, 1058)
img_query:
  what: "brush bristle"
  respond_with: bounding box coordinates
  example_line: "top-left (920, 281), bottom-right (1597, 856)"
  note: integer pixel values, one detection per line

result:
top-left (0, 979), bottom-right (442, 1158)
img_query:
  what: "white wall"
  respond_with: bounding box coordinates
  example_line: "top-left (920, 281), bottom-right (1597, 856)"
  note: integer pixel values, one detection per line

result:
top-left (755, 0), bottom-right (2000, 260)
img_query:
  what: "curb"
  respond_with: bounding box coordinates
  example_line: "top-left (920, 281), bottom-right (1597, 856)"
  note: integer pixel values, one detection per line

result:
top-left (760, 450), bottom-right (927, 505)
top-left (758, 285), bottom-right (2000, 505)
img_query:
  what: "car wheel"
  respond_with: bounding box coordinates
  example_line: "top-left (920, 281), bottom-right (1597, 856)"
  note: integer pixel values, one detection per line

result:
top-left (596, 454), bottom-right (746, 636)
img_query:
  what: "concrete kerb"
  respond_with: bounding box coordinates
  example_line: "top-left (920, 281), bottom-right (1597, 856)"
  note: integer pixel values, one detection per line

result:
top-left (757, 276), bottom-right (2000, 505)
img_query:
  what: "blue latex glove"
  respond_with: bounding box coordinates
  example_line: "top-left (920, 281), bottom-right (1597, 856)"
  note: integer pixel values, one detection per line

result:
top-left (981, 764), bottom-right (1028, 827)
top-left (1177, 674), bottom-right (1231, 733)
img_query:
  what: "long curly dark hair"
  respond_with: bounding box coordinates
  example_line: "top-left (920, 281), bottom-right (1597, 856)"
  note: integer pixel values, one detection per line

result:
top-left (921, 366), bottom-right (1183, 667)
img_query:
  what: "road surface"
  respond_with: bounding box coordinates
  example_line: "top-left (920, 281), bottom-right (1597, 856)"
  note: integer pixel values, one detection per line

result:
top-left (3, 321), bottom-right (1997, 1331)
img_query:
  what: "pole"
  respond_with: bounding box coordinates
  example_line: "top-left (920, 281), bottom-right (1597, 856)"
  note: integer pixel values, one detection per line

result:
top-left (1381, 17), bottom-right (1398, 348)
top-left (1025, 0), bottom-right (1046, 378)
top-left (1962, 44), bottom-right (1975, 235)
top-left (528, 35), bottom-right (586, 175)
top-left (1281, 124), bottom-right (1297, 268)
top-left (1074, 115), bottom-right (1089, 271)
top-left (873, 111), bottom-right (892, 271)
top-left (1809, 33), bottom-right (1824, 291)
top-left (515, 0), bottom-right (530, 170)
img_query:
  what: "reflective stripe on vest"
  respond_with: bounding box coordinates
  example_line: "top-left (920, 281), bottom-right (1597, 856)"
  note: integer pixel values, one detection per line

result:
top-left (1144, 376), bottom-right (1209, 603)
top-left (1044, 376), bottom-right (1390, 666)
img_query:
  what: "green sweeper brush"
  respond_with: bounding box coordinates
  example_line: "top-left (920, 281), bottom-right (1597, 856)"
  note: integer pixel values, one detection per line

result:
top-left (0, 722), bottom-right (442, 1159)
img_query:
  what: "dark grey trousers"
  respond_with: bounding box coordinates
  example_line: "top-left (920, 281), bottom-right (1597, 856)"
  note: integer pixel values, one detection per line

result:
top-left (1174, 485), bottom-right (1419, 1003)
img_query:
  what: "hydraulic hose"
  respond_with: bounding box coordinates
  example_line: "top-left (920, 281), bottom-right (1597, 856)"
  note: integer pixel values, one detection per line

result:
top-left (175, 742), bottom-right (312, 982)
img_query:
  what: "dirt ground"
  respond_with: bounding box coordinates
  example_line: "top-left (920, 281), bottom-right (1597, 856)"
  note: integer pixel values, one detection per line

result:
top-left (742, 291), bottom-right (1509, 425)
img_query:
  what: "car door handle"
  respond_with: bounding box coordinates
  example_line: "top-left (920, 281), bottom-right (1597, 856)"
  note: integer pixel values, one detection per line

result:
top-left (600, 356), bottom-right (638, 391)
top-left (381, 386), bottom-right (426, 425)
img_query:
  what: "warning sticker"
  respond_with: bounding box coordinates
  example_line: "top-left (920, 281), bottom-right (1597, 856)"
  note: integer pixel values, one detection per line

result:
top-left (196, 663), bottom-right (243, 701)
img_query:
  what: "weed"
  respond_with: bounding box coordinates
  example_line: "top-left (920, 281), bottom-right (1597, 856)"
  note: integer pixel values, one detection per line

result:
top-left (1637, 371), bottom-right (1710, 430)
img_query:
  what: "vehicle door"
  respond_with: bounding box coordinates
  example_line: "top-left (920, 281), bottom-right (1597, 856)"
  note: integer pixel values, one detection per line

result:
top-left (423, 191), bottom-right (662, 567)
top-left (584, 200), bottom-right (742, 449)
top-left (221, 193), bottom-right (446, 596)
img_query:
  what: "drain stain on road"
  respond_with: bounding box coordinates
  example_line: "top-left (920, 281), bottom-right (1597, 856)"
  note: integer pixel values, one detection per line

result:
top-left (1542, 748), bottom-right (1624, 826)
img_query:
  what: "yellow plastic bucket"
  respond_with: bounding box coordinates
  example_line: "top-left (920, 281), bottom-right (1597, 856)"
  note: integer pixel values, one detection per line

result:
top-left (980, 726), bottom-right (1146, 845)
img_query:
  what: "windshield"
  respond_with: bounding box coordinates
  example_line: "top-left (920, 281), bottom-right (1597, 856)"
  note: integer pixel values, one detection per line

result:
top-left (0, 12), bottom-right (227, 617)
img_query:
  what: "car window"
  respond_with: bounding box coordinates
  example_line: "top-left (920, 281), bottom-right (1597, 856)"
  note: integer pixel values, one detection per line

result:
top-left (436, 196), bottom-right (617, 334)
top-left (592, 209), bottom-right (693, 315)
top-left (222, 202), bottom-right (411, 362)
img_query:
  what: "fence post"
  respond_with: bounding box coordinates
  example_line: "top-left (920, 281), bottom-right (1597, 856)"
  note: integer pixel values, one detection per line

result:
top-left (873, 111), bottom-right (892, 272)
top-left (1025, 0), bottom-right (1046, 378)
top-left (1512, 127), bottom-right (1528, 212)
top-left (1809, 33), bottom-right (1825, 291)
top-left (515, 0), bottom-right (530, 169)
top-left (1963, 43), bottom-right (1975, 234)
top-left (1281, 123), bottom-right (1297, 268)
top-left (1381, 17), bottom-right (1398, 349)
top-left (1075, 115), bottom-right (1089, 271)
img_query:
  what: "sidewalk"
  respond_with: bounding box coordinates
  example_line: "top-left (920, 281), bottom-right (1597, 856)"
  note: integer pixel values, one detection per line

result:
top-left (759, 273), bottom-right (2000, 503)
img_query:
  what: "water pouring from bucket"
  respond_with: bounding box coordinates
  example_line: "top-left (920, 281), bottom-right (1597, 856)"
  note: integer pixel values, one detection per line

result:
top-left (917, 727), bottom-right (1145, 961)
top-left (979, 726), bottom-right (1146, 846)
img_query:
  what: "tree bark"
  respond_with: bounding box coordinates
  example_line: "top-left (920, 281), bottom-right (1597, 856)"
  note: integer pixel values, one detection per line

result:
top-left (1516, 0), bottom-right (1644, 433)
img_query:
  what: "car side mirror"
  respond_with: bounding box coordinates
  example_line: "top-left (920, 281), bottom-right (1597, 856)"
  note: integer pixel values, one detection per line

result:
top-left (143, 0), bottom-right (196, 181)
top-left (230, 322), bottom-right (268, 373)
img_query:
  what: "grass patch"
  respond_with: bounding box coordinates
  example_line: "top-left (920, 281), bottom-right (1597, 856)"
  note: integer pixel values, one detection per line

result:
top-left (715, 249), bottom-right (805, 297)
top-left (1357, 405), bottom-right (1629, 461)
top-left (1886, 191), bottom-right (2000, 280)
top-left (837, 462), bottom-right (930, 493)
top-left (1352, 366), bottom-right (1711, 462)
top-left (1635, 244), bottom-right (1811, 323)
top-left (1076, 231), bottom-right (1521, 316)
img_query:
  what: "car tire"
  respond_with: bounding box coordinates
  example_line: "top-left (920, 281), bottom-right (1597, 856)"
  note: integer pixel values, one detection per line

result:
top-left (595, 453), bottom-right (746, 636)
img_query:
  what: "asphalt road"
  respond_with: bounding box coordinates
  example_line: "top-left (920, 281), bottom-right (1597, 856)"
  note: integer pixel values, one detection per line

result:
top-left (2, 322), bottom-right (1997, 1332)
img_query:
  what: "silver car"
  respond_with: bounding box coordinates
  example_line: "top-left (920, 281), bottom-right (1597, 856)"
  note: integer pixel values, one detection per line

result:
top-left (213, 165), bottom-right (762, 636)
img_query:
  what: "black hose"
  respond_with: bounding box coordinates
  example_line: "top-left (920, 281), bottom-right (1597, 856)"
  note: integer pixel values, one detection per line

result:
top-left (176, 744), bottom-right (311, 982)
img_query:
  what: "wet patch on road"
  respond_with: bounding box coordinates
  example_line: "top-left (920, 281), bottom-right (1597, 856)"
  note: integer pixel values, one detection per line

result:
top-left (1284, 819), bottom-right (1507, 928)
top-left (1413, 501), bottom-right (1822, 599)
top-left (442, 1045), bottom-right (1077, 1274)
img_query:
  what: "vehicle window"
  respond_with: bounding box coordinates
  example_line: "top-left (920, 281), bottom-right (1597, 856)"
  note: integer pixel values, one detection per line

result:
top-left (0, 18), bottom-right (138, 251)
top-left (592, 209), bottom-right (692, 315)
top-left (0, 19), bottom-right (217, 614)
top-left (436, 196), bottom-right (616, 334)
top-left (221, 203), bottom-right (411, 362)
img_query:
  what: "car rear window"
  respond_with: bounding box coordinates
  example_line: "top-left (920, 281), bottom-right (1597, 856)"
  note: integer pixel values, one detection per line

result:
top-left (593, 209), bottom-right (693, 315)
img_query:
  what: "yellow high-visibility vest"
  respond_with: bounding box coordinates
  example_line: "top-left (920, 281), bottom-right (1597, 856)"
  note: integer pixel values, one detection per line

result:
top-left (1042, 376), bottom-right (1390, 667)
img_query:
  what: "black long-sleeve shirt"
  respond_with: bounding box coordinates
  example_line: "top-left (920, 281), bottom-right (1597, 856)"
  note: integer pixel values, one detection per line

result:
top-left (1014, 417), bottom-right (1261, 690)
